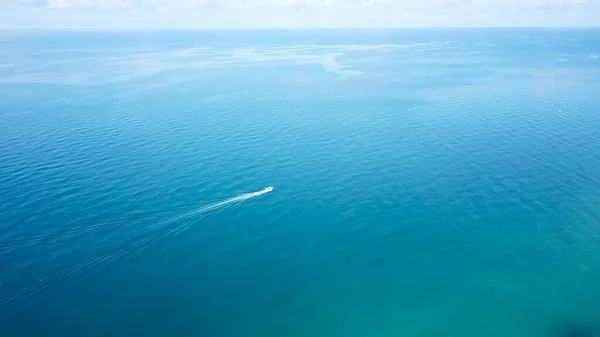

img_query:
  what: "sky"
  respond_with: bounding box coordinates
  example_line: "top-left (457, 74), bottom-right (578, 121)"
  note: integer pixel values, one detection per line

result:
top-left (0, 0), bottom-right (599, 29)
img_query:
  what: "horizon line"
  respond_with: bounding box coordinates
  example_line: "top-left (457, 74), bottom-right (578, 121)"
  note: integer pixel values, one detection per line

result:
top-left (2, 26), bottom-right (600, 31)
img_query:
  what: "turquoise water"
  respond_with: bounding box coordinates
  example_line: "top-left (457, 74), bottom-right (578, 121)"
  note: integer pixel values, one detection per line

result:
top-left (1, 29), bottom-right (600, 337)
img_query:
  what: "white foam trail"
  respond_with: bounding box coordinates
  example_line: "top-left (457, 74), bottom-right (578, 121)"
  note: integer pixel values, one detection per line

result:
top-left (0, 186), bottom-right (274, 306)
top-left (182, 187), bottom-right (274, 217)
top-left (0, 187), bottom-right (274, 251)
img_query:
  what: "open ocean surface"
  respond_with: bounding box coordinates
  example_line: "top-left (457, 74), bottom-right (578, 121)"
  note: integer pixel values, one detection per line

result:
top-left (1, 29), bottom-right (600, 337)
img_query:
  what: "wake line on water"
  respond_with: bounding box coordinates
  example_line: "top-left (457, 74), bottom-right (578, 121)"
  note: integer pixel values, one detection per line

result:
top-left (181, 186), bottom-right (273, 217)
top-left (0, 187), bottom-right (274, 251)
top-left (0, 187), bottom-right (273, 306)
top-left (0, 213), bottom-right (210, 307)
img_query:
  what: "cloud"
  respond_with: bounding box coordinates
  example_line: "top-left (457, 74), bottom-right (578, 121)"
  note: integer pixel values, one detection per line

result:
top-left (46, 0), bottom-right (121, 9)
top-left (4, 0), bottom-right (597, 28)
top-left (14, 0), bottom-right (590, 10)
top-left (15, 0), bottom-right (165, 10)
top-left (361, 0), bottom-right (394, 7)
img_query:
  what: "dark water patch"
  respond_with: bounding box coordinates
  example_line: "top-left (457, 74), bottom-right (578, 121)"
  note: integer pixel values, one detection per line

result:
top-left (557, 325), bottom-right (597, 337)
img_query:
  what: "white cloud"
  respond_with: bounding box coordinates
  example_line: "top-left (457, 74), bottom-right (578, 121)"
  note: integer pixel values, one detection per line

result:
top-left (361, 0), bottom-right (395, 7)
top-left (14, 0), bottom-right (591, 10)
top-left (4, 0), bottom-right (597, 28)
top-left (15, 0), bottom-right (164, 9)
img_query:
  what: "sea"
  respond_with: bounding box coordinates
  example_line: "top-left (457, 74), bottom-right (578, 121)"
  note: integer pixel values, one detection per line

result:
top-left (1, 28), bottom-right (600, 337)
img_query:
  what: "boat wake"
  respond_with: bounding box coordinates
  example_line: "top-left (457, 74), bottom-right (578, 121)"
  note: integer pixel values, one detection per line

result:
top-left (185, 186), bottom-right (273, 215)
top-left (0, 187), bottom-right (274, 251)
top-left (0, 187), bottom-right (273, 307)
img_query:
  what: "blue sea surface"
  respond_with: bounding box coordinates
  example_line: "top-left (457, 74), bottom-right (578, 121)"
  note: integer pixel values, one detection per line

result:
top-left (1, 29), bottom-right (600, 337)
